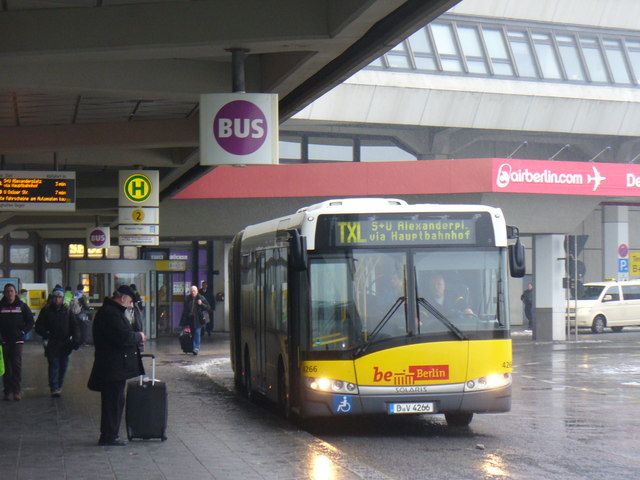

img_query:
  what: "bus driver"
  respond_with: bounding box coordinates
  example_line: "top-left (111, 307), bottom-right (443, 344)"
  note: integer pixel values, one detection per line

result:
top-left (427, 273), bottom-right (473, 316)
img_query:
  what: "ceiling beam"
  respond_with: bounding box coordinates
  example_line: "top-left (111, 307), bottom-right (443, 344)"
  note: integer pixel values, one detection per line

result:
top-left (0, 118), bottom-right (198, 153)
top-left (0, 0), bottom-right (329, 62)
top-left (0, 59), bottom-right (232, 99)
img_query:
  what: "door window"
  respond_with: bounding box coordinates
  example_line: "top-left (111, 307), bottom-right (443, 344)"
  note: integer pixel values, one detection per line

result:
top-left (621, 285), bottom-right (640, 300)
top-left (603, 286), bottom-right (620, 301)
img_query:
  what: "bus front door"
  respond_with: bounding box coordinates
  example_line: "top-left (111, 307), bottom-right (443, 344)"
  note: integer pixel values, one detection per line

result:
top-left (255, 252), bottom-right (267, 393)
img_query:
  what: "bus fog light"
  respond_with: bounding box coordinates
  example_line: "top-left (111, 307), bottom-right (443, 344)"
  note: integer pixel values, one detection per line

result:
top-left (304, 377), bottom-right (358, 394)
top-left (464, 373), bottom-right (511, 392)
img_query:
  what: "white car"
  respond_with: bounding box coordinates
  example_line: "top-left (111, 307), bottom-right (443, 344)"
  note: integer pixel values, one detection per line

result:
top-left (569, 280), bottom-right (640, 333)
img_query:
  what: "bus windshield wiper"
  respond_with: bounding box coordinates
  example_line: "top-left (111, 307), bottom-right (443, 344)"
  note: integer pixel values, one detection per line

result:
top-left (355, 296), bottom-right (405, 356)
top-left (417, 297), bottom-right (467, 340)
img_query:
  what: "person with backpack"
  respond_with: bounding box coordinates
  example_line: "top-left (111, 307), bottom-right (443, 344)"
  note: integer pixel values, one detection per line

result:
top-left (35, 287), bottom-right (82, 397)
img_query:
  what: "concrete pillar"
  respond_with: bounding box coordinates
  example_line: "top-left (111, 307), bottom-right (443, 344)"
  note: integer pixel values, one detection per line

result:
top-left (603, 206), bottom-right (629, 281)
top-left (534, 234), bottom-right (566, 341)
top-left (213, 240), bottom-right (227, 331)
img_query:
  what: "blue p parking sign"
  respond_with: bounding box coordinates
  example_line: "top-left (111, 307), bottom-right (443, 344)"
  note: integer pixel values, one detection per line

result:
top-left (618, 258), bottom-right (629, 273)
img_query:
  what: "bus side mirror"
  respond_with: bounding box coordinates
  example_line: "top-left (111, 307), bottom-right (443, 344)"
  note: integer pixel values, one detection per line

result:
top-left (509, 238), bottom-right (526, 278)
top-left (290, 230), bottom-right (308, 271)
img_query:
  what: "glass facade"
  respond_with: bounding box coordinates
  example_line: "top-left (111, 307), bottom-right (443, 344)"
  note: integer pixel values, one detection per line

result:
top-left (280, 135), bottom-right (416, 163)
top-left (10, 245), bottom-right (34, 264)
top-left (367, 16), bottom-right (640, 87)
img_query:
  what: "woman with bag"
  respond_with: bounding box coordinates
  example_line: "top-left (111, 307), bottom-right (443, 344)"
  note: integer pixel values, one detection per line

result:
top-left (179, 285), bottom-right (209, 355)
top-left (35, 287), bottom-right (82, 397)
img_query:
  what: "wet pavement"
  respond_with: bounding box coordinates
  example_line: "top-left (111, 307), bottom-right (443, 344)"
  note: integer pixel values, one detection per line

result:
top-left (1, 329), bottom-right (639, 479)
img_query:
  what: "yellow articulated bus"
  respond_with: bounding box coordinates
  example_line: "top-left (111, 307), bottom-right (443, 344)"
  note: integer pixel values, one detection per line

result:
top-left (229, 198), bottom-right (525, 426)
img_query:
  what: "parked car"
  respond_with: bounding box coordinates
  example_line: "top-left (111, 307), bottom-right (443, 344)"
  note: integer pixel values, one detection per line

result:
top-left (569, 280), bottom-right (640, 333)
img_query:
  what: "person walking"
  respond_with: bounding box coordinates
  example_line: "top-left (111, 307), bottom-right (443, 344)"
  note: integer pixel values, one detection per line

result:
top-left (521, 282), bottom-right (534, 330)
top-left (198, 281), bottom-right (215, 337)
top-left (35, 287), bottom-right (82, 397)
top-left (180, 285), bottom-right (209, 355)
top-left (63, 285), bottom-right (74, 307)
top-left (87, 285), bottom-right (146, 446)
top-left (128, 284), bottom-right (144, 333)
top-left (0, 283), bottom-right (34, 401)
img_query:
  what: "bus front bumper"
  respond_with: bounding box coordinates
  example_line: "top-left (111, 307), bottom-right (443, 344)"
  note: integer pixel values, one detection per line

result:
top-left (300, 385), bottom-right (511, 418)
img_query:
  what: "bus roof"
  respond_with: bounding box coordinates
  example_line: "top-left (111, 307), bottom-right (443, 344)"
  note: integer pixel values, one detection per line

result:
top-left (241, 198), bottom-right (509, 249)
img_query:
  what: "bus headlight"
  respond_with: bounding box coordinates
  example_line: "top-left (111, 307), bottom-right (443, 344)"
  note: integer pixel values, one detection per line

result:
top-left (464, 373), bottom-right (511, 392)
top-left (305, 377), bottom-right (359, 394)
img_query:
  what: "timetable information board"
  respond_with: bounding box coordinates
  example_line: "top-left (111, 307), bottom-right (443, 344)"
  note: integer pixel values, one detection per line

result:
top-left (0, 171), bottom-right (76, 211)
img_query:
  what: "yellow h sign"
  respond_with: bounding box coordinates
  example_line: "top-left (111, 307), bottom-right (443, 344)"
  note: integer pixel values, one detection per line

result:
top-left (124, 174), bottom-right (151, 203)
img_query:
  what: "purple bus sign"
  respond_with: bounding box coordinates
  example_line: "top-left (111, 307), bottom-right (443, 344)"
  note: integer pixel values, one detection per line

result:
top-left (200, 93), bottom-right (278, 165)
top-left (86, 226), bottom-right (110, 249)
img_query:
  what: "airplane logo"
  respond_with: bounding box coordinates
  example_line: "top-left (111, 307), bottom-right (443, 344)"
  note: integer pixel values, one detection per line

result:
top-left (587, 166), bottom-right (606, 191)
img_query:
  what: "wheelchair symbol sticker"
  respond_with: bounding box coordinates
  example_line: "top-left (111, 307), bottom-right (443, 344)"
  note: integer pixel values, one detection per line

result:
top-left (333, 395), bottom-right (353, 414)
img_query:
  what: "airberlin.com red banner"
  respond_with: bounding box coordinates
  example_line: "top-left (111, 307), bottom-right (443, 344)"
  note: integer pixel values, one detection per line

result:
top-left (492, 159), bottom-right (640, 196)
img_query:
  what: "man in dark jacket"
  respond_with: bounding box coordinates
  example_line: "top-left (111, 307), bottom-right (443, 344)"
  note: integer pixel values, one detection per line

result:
top-left (35, 287), bottom-right (81, 397)
top-left (88, 285), bottom-right (146, 446)
top-left (129, 284), bottom-right (144, 332)
top-left (199, 281), bottom-right (215, 337)
top-left (180, 285), bottom-right (209, 355)
top-left (521, 282), bottom-right (534, 330)
top-left (0, 283), bottom-right (34, 401)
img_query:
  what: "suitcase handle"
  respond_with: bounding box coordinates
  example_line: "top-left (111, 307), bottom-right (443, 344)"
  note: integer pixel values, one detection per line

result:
top-left (139, 353), bottom-right (156, 386)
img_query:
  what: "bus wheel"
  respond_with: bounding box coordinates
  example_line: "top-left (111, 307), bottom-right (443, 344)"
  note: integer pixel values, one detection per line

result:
top-left (591, 315), bottom-right (606, 334)
top-left (611, 326), bottom-right (623, 332)
top-left (445, 412), bottom-right (473, 427)
top-left (277, 361), bottom-right (290, 419)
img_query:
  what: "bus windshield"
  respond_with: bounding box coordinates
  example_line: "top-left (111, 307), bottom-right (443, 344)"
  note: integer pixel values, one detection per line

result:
top-left (308, 249), bottom-right (507, 351)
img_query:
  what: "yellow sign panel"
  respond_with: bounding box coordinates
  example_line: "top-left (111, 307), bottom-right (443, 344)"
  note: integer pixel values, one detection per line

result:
top-left (131, 208), bottom-right (145, 223)
top-left (629, 251), bottom-right (640, 277)
top-left (124, 174), bottom-right (152, 203)
top-left (154, 260), bottom-right (187, 272)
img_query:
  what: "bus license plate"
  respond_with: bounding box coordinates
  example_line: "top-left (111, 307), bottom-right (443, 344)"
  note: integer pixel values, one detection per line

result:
top-left (388, 402), bottom-right (434, 415)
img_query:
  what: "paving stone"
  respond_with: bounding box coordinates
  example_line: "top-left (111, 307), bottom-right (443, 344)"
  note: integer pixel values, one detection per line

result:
top-left (0, 336), bottom-right (385, 479)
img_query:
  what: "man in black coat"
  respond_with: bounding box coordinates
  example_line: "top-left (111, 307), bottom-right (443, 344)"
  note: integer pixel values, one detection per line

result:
top-left (198, 281), bottom-right (215, 337)
top-left (88, 285), bottom-right (146, 446)
top-left (35, 287), bottom-right (81, 397)
top-left (0, 283), bottom-right (34, 401)
top-left (180, 285), bottom-right (209, 355)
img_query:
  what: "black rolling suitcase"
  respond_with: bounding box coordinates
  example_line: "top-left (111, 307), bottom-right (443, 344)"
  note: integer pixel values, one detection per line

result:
top-left (179, 329), bottom-right (193, 353)
top-left (125, 353), bottom-right (168, 441)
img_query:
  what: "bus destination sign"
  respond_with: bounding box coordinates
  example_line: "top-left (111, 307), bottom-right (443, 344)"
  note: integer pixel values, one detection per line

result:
top-left (314, 213), bottom-right (498, 249)
top-left (0, 171), bottom-right (76, 211)
top-left (334, 219), bottom-right (476, 246)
